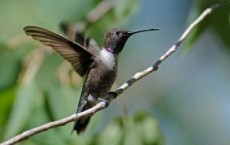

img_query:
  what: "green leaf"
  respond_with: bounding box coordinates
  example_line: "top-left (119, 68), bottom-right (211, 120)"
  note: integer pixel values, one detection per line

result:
top-left (35, 53), bottom-right (63, 90)
top-left (134, 112), bottom-right (165, 145)
top-left (124, 117), bottom-right (142, 145)
top-left (98, 118), bottom-right (124, 145)
top-left (0, 87), bottom-right (16, 140)
top-left (44, 84), bottom-right (81, 141)
top-left (99, 112), bottom-right (165, 145)
top-left (25, 103), bottom-right (67, 145)
top-left (46, 84), bottom-right (80, 119)
top-left (0, 43), bottom-right (30, 90)
top-left (4, 84), bottom-right (39, 139)
top-left (114, 0), bottom-right (138, 21)
top-left (189, 1), bottom-right (230, 49)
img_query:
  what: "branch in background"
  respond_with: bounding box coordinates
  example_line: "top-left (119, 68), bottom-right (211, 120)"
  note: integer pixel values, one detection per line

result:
top-left (0, 103), bottom-right (106, 145)
top-left (62, 0), bottom-right (114, 34)
top-left (0, 3), bottom-right (223, 145)
top-left (86, 0), bottom-right (114, 24)
top-left (19, 49), bottom-right (46, 86)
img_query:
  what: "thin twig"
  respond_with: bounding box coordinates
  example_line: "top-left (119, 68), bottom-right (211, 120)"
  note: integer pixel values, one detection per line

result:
top-left (86, 0), bottom-right (114, 23)
top-left (1, 102), bottom-right (107, 145)
top-left (0, 3), bottom-right (223, 145)
top-left (19, 49), bottom-right (45, 86)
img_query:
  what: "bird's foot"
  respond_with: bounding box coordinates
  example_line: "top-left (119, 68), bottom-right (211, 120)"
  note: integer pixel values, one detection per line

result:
top-left (98, 98), bottom-right (110, 107)
top-left (98, 92), bottom-right (117, 107)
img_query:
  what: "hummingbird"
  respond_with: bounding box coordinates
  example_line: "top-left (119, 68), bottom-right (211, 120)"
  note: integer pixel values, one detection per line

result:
top-left (23, 25), bottom-right (159, 134)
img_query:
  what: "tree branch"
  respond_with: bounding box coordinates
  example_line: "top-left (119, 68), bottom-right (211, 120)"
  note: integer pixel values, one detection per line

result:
top-left (0, 3), bottom-right (223, 145)
top-left (86, 0), bottom-right (114, 24)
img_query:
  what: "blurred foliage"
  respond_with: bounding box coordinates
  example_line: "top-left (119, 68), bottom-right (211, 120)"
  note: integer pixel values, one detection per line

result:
top-left (0, 0), bottom-right (165, 144)
top-left (189, 0), bottom-right (230, 49)
top-left (97, 112), bottom-right (165, 145)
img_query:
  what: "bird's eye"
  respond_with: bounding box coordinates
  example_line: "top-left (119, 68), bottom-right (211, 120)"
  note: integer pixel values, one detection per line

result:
top-left (115, 31), bottom-right (121, 36)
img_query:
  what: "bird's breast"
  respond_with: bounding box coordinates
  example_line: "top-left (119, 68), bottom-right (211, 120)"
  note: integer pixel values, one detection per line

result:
top-left (85, 53), bottom-right (118, 98)
top-left (99, 49), bottom-right (118, 70)
top-left (86, 66), bottom-right (117, 98)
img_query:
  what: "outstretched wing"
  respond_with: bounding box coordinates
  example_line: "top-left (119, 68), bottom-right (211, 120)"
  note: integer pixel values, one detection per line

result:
top-left (24, 26), bottom-right (95, 76)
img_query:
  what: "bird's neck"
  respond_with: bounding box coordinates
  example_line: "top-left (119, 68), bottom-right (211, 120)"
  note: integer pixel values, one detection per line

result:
top-left (106, 47), bottom-right (115, 53)
top-left (99, 48), bottom-right (118, 69)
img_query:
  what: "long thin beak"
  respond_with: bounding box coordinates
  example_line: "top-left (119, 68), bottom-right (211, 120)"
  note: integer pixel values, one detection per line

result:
top-left (128, 28), bottom-right (160, 35)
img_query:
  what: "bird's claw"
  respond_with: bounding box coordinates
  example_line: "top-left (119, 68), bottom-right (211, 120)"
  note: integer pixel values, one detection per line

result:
top-left (98, 98), bottom-right (110, 107)
top-left (98, 92), bottom-right (117, 107)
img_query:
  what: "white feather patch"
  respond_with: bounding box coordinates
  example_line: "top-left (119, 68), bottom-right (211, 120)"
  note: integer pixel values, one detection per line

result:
top-left (100, 49), bottom-right (117, 69)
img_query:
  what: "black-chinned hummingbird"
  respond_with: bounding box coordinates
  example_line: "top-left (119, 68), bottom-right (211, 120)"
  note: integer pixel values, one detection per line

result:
top-left (23, 25), bottom-right (159, 134)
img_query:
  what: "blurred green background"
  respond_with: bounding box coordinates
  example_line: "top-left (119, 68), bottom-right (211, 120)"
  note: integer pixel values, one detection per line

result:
top-left (0, 0), bottom-right (230, 145)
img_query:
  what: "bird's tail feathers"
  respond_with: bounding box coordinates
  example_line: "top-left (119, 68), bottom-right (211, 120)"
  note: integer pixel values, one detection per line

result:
top-left (73, 102), bottom-right (93, 134)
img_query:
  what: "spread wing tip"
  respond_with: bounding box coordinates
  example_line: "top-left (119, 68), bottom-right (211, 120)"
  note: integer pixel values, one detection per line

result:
top-left (23, 25), bottom-right (37, 31)
top-left (23, 26), bottom-right (32, 36)
top-left (23, 26), bottom-right (42, 36)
